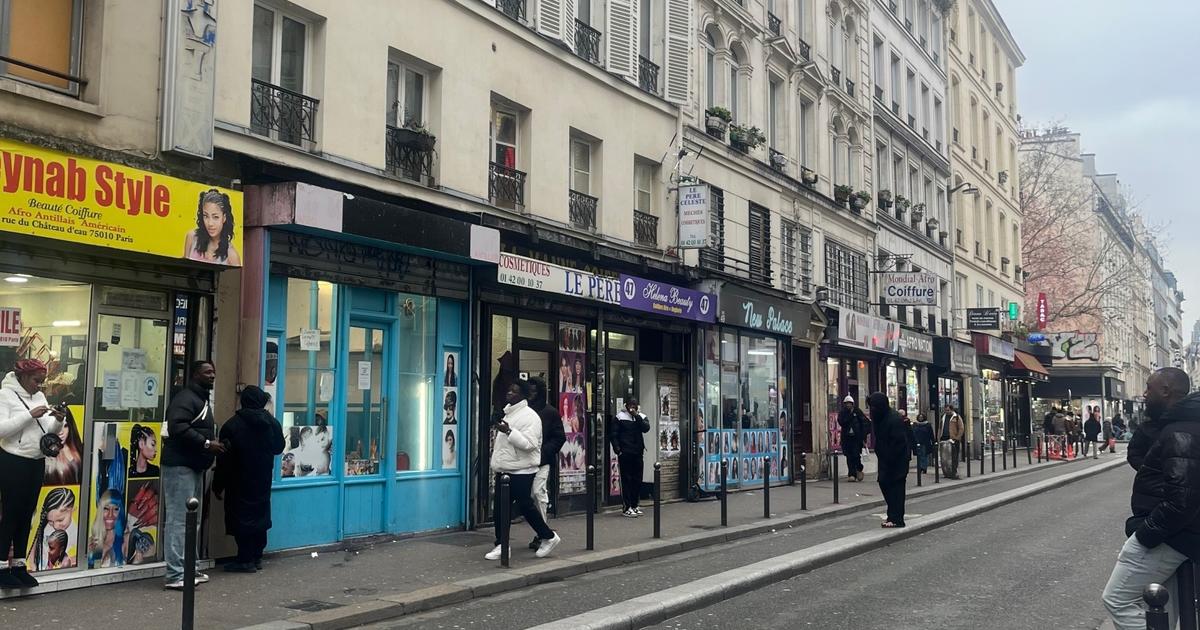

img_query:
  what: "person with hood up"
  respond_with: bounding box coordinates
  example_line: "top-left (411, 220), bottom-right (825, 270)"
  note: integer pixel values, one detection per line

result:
top-left (611, 398), bottom-right (651, 517)
top-left (912, 413), bottom-right (935, 474)
top-left (0, 359), bottom-right (65, 589)
top-left (938, 404), bottom-right (965, 479)
top-left (1084, 409), bottom-right (1102, 457)
top-left (838, 395), bottom-right (869, 482)
top-left (868, 392), bottom-right (911, 528)
top-left (1103, 415), bottom-right (1116, 453)
top-left (212, 386), bottom-right (285, 573)
top-left (526, 376), bottom-right (565, 550)
top-left (486, 380), bottom-right (561, 560)
top-left (1102, 368), bottom-right (1200, 629)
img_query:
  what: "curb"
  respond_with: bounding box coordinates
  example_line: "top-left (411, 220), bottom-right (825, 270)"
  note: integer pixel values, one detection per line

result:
top-left (528, 458), bottom-right (1127, 630)
top-left (236, 456), bottom-right (1107, 630)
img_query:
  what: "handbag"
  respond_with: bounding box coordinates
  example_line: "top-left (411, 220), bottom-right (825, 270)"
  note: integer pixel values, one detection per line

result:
top-left (161, 400), bottom-right (210, 439)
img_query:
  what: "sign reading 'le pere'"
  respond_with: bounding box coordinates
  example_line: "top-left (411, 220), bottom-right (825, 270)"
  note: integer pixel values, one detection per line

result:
top-left (677, 184), bottom-right (710, 249)
top-left (497, 253), bottom-right (621, 304)
top-left (619, 275), bottom-right (716, 323)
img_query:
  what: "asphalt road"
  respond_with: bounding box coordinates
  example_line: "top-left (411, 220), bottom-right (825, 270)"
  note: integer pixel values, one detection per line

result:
top-left (363, 460), bottom-right (1132, 630)
top-left (646, 464), bottom-right (1133, 630)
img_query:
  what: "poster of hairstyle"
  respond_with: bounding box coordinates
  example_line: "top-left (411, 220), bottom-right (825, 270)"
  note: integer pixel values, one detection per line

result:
top-left (442, 351), bottom-right (459, 470)
top-left (558, 323), bottom-right (588, 495)
top-left (27, 485), bottom-right (80, 571)
top-left (85, 422), bottom-right (165, 570)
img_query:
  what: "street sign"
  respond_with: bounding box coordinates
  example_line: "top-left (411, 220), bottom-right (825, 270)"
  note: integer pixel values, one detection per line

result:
top-left (1008, 302), bottom-right (1019, 321)
top-left (1036, 293), bottom-right (1049, 330)
top-left (966, 307), bottom-right (1001, 330)
top-left (677, 184), bottom-right (710, 249)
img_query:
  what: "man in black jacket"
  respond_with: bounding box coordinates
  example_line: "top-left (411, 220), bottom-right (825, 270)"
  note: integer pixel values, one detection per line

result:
top-left (527, 377), bottom-right (565, 549)
top-left (1102, 368), bottom-right (1197, 629)
top-left (163, 361), bottom-right (226, 590)
top-left (868, 393), bottom-right (911, 528)
top-left (611, 398), bottom-right (650, 517)
top-left (838, 396), bottom-right (869, 482)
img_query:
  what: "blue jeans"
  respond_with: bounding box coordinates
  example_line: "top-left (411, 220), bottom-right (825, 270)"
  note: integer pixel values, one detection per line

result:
top-left (916, 445), bottom-right (930, 471)
top-left (1103, 534), bottom-right (1188, 629)
top-left (163, 465), bottom-right (204, 583)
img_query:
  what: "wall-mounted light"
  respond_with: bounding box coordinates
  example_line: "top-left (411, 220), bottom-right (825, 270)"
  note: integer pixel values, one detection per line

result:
top-left (52, 320), bottom-right (81, 328)
top-left (4, 276), bottom-right (28, 283)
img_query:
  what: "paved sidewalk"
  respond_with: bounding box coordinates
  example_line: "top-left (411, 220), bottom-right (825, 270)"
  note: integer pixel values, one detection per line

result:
top-left (0, 452), bottom-right (1121, 630)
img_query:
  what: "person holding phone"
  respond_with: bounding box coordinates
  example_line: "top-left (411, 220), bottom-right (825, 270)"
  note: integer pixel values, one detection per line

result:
top-left (611, 398), bottom-right (651, 517)
top-left (0, 358), bottom-right (65, 588)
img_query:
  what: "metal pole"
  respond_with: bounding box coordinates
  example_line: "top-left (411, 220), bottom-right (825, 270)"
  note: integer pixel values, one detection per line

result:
top-left (933, 439), bottom-right (940, 483)
top-left (182, 497), bottom-right (199, 630)
top-left (1038, 433), bottom-right (1044, 463)
top-left (916, 452), bottom-right (923, 487)
top-left (653, 463), bottom-right (662, 539)
top-left (966, 441), bottom-right (972, 478)
top-left (1027, 435), bottom-right (1032, 465)
top-left (1144, 584), bottom-right (1171, 630)
top-left (499, 474), bottom-right (511, 568)
top-left (1013, 437), bottom-right (1018, 468)
top-left (991, 439), bottom-right (996, 473)
top-left (832, 452), bottom-right (840, 504)
top-left (1093, 438), bottom-right (1099, 460)
top-left (1177, 561), bottom-right (1197, 630)
top-left (720, 459), bottom-right (728, 527)
top-left (800, 452), bottom-right (808, 510)
top-left (586, 465), bottom-right (595, 551)
top-left (763, 456), bottom-right (770, 519)
top-left (1002, 436), bottom-right (1008, 470)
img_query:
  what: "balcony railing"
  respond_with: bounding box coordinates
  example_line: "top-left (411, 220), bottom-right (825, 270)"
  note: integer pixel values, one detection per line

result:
top-left (845, 78), bottom-right (855, 97)
top-left (874, 84), bottom-right (884, 101)
top-left (953, 127), bottom-right (960, 143)
top-left (250, 79), bottom-right (319, 148)
top-left (385, 125), bottom-right (436, 186)
top-left (768, 12), bottom-right (781, 37)
top-left (891, 101), bottom-right (900, 115)
top-left (569, 189), bottom-right (598, 231)
top-left (638, 55), bottom-right (660, 95)
top-left (574, 19), bottom-right (602, 65)
top-left (489, 162), bottom-right (526, 210)
top-left (907, 114), bottom-right (916, 128)
top-left (798, 38), bottom-right (812, 60)
top-left (830, 66), bottom-right (841, 86)
top-left (634, 210), bottom-right (659, 247)
top-left (495, 0), bottom-right (526, 22)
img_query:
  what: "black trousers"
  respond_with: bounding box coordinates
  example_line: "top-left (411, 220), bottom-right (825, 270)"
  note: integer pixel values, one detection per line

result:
top-left (493, 472), bottom-right (554, 545)
top-left (878, 476), bottom-right (907, 525)
top-left (844, 444), bottom-right (863, 475)
top-left (618, 453), bottom-right (643, 509)
top-left (234, 530), bottom-right (268, 564)
top-left (0, 450), bottom-right (45, 563)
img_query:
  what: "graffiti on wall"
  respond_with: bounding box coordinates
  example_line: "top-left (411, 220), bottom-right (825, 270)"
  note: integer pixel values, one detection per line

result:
top-left (1048, 331), bottom-right (1101, 361)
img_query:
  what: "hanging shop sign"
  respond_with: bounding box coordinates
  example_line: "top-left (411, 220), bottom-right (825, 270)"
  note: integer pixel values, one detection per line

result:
top-left (897, 329), bottom-right (935, 363)
top-left (1036, 293), bottom-right (1049, 330)
top-left (0, 137), bottom-right (242, 265)
top-left (836, 309), bottom-right (899, 354)
top-left (717, 284), bottom-right (810, 337)
top-left (677, 184), bottom-right (710, 249)
top-left (619, 275), bottom-right (715, 322)
top-left (497, 252), bottom-right (621, 304)
top-left (880, 272), bottom-right (939, 306)
top-left (966, 307), bottom-right (1001, 330)
top-left (161, 0), bottom-right (218, 159)
top-left (973, 333), bottom-right (1015, 362)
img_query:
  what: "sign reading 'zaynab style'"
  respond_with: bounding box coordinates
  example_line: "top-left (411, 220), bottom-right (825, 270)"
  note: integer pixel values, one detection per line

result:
top-left (619, 275), bottom-right (716, 322)
top-left (677, 184), bottom-right (710, 249)
top-left (837, 309), bottom-right (900, 354)
top-left (897, 329), bottom-right (935, 363)
top-left (881, 272), bottom-right (939, 306)
top-left (497, 253), bottom-right (621, 304)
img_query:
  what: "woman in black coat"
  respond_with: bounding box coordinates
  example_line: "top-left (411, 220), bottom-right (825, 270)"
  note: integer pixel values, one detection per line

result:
top-left (213, 386), bottom-right (285, 572)
top-left (868, 392), bottom-right (911, 528)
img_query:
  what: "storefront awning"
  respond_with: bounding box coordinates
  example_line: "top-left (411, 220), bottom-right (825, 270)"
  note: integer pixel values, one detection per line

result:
top-left (1010, 350), bottom-right (1050, 382)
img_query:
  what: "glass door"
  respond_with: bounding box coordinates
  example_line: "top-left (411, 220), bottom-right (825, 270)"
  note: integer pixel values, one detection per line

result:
top-left (606, 359), bottom-right (636, 503)
top-left (342, 322), bottom-right (390, 537)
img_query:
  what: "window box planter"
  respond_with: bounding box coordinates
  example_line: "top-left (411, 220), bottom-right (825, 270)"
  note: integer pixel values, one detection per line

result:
top-left (834, 184), bottom-right (853, 203)
top-left (801, 167), bottom-right (819, 186)
top-left (705, 106), bottom-right (732, 138)
top-left (729, 124), bottom-right (765, 154)
top-left (851, 191), bottom-right (871, 212)
top-left (877, 189), bottom-right (893, 209)
top-left (393, 126), bottom-right (437, 152)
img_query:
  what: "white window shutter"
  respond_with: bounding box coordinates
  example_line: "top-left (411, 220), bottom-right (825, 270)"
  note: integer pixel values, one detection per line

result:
top-left (562, 0), bottom-right (577, 50)
top-left (606, 0), bottom-right (638, 80)
top-left (663, 0), bottom-right (692, 104)
top-left (537, 0), bottom-right (566, 41)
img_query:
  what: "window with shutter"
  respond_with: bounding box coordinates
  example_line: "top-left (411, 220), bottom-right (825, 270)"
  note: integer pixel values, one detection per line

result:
top-left (663, 0), bottom-right (692, 104)
top-left (537, 0), bottom-right (577, 49)
top-left (606, 0), bottom-right (637, 79)
top-left (700, 185), bottom-right (725, 271)
top-left (749, 204), bottom-right (771, 284)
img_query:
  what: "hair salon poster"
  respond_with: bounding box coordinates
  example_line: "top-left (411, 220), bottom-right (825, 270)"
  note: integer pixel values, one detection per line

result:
top-left (557, 323), bottom-right (588, 495)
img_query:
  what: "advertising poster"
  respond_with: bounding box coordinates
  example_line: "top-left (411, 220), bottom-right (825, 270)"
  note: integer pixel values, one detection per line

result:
top-left (26, 485), bottom-right (81, 571)
top-left (558, 323), bottom-right (588, 495)
top-left (441, 351), bottom-right (459, 470)
top-left (657, 384), bottom-right (680, 459)
top-left (87, 421), bottom-right (163, 569)
top-left (828, 411), bottom-right (843, 453)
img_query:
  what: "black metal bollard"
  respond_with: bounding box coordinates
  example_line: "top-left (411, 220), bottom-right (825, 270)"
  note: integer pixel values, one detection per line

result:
top-left (933, 441), bottom-right (940, 484)
top-left (1093, 440), bottom-right (1099, 460)
top-left (586, 465), bottom-right (595, 551)
top-left (653, 463), bottom-right (662, 539)
top-left (1027, 436), bottom-right (1033, 465)
top-left (1002, 438), bottom-right (1007, 470)
top-left (800, 452), bottom-right (808, 510)
top-left (1012, 438), bottom-right (1018, 469)
top-left (182, 497), bottom-right (199, 630)
top-left (980, 441), bottom-right (986, 475)
top-left (763, 456), bottom-right (771, 519)
top-left (1037, 434), bottom-right (1043, 463)
top-left (720, 459), bottom-right (729, 527)
top-left (966, 441), bottom-right (972, 478)
top-left (833, 453), bottom-right (840, 504)
top-left (499, 474), bottom-right (511, 567)
top-left (916, 451), bottom-right (923, 487)
top-left (1144, 583), bottom-right (1171, 630)
top-left (1177, 561), bottom-right (1197, 630)
top-left (991, 439), bottom-right (997, 473)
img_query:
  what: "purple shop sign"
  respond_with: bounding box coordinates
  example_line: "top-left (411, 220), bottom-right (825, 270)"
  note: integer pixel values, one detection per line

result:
top-left (618, 275), bottom-right (716, 323)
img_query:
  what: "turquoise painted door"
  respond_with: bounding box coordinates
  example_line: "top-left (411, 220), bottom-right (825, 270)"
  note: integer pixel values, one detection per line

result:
top-left (341, 322), bottom-right (390, 536)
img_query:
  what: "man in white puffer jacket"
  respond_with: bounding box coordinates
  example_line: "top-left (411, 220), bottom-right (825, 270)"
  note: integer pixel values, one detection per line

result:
top-left (487, 379), bottom-right (562, 560)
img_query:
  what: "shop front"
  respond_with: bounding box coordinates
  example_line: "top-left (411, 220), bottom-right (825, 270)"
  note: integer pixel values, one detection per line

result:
top-left (1006, 349), bottom-right (1050, 442)
top-left (245, 183), bottom-right (486, 550)
top-left (888, 329), bottom-right (935, 419)
top-left (0, 137), bottom-right (239, 587)
top-left (931, 338), bottom-right (977, 419)
top-left (821, 308), bottom-right (899, 464)
top-left (1032, 369), bottom-right (1126, 424)
top-left (972, 333), bottom-right (1015, 451)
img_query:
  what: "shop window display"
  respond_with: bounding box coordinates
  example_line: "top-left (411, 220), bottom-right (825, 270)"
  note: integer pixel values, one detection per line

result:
top-left (279, 279), bottom-right (335, 478)
top-left (394, 294), bottom-right (437, 472)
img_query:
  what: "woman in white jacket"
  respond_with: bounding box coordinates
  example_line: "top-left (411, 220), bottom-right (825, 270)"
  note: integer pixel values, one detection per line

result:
top-left (0, 359), bottom-right (64, 589)
top-left (487, 380), bottom-right (561, 560)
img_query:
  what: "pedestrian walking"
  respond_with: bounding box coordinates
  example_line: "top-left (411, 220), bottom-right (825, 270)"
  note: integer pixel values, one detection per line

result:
top-left (938, 404), bottom-right (964, 479)
top-left (212, 386), bottom-right (285, 573)
top-left (1051, 411), bottom-right (1067, 436)
top-left (526, 376), bottom-right (565, 549)
top-left (839, 396), bottom-right (869, 482)
top-left (868, 393), bottom-right (910, 528)
top-left (611, 398), bottom-right (650, 517)
top-left (1102, 368), bottom-right (1200, 630)
top-left (162, 360), bottom-right (225, 590)
top-left (486, 380), bottom-right (561, 560)
top-left (0, 359), bottom-right (66, 589)
top-left (1102, 416), bottom-right (1116, 453)
top-left (912, 413), bottom-right (935, 474)
top-left (1083, 410), bottom-right (1102, 457)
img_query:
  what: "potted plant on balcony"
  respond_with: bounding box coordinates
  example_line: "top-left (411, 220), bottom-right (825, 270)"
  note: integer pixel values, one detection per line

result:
top-left (877, 189), bottom-right (893, 209)
top-left (834, 184), bottom-right (853, 204)
top-left (729, 124), bottom-right (766, 153)
top-left (894, 195), bottom-right (910, 217)
top-left (926, 216), bottom-right (940, 231)
top-left (705, 107), bottom-right (732, 138)
top-left (770, 150), bottom-right (788, 170)
top-left (851, 191), bottom-right (871, 212)
top-left (395, 117), bottom-right (437, 152)
top-left (801, 167), bottom-right (819, 186)
top-left (911, 202), bottom-right (926, 223)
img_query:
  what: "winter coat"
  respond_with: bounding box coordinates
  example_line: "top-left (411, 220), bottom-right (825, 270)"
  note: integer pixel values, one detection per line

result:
top-left (873, 408), bottom-right (912, 483)
top-left (1103, 420), bottom-right (1114, 441)
top-left (912, 420), bottom-right (935, 451)
top-left (838, 407), bottom-right (869, 448)
top-left (1126, 392), bottom-right (1200, 561)
top-left (1128, 417), bottom-right (1166, 472)
top-left (213, 408), bottom-right (285, 535)
top-left (1084, 418), bottom-right (1102, 441)
top-left (490, 400), bottom-right (542, 474)
top-left (538, 405), bottom-right (566, 467)
top-left (611, 409), bottom-right (650, 456)
top-left (162, 383), bottom-right (216, 471)
top-left (0, 371), bottom-right (63, 460)
top-left (1051, 414), bottom-right (1068, 435)
top-left (939, 412), bottom-right (964, 441)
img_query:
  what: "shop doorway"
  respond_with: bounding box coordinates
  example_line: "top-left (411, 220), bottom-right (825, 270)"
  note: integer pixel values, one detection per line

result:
top-left (341, 321), bottom-right (391, 536)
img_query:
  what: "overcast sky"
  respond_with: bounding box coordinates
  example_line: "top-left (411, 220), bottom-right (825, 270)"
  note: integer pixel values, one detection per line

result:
top-left (995, 0), bottom-right (1200, 339)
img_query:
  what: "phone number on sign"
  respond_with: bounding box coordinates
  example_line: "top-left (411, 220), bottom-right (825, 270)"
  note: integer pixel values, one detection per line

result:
top-left (498, 271), bottom-right (546, 290)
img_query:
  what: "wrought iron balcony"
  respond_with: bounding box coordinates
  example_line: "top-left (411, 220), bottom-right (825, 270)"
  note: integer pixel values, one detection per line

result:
top-left (874, 84), bottom-right (884, 101)
top-left (798, 38), bottom-right (811, 60)
top-left (845, 78), bottom-right (855, 97)
top-left (638, 55), bottom-right (660, 95)
top-left (830, 66), bottom-right (841, 86)
top-left (250, 79), bottom-right (318, 148)
top-left (953, 127), bottom-right (960, 143)
top-left (907, 114), bottom-right (916, 128)
top-left (385, 125), bottom-right (436, 186)
top-left (569, 190), bottom-right (598, 231)
top-left (489, 162), bottom-right (526, 210)
top-left (495, 0), bottom-right (526, 22)
top-left (768, 12), bottom-right (781, 37)
top-left (574, 19), bottom-right (601, 65)
top-left (891, 101), bottom-right (900, 115)
top-left (634, 210), bottom-right (659, 247)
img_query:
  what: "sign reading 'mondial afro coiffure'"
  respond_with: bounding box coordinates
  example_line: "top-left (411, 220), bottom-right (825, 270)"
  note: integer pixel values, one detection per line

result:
top-left (880, 272), bottom-right (939, 306)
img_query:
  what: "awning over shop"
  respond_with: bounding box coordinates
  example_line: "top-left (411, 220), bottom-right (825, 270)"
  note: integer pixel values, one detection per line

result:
top-left (1009, 350), bottom-right (1050, 382)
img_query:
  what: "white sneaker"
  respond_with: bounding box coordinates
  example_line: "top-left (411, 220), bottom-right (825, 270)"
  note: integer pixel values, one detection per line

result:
top-left (623, 508), bottom-right (638, 518)
top-left (535, 534), bottom-right (562, 558)
top-left (484, 545), bottom-right (504, 561)
top-left (633, 507), bottom-right (645, 515)
top-left (164, 580), bottom-right (185, 591)
top-left (194, 572), bottom-right (210, 584)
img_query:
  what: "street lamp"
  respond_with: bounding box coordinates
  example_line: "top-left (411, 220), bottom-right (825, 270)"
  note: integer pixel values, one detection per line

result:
top-left (950, 182), bottom-right (979, 196)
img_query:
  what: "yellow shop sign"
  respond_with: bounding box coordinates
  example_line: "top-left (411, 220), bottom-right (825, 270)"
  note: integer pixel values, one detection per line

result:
top-left (0, 138), bottom-right (243, 266)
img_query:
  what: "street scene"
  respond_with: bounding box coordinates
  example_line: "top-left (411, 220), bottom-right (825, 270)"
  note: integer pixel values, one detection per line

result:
top-left (0, 0), bottom-right (1198, 629)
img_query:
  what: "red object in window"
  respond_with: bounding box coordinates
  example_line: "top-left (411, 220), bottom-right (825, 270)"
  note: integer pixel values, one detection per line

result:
top-left (497, 146), bottom-right (516, 169)
top-left (396, 451), bottom-right (410, 471)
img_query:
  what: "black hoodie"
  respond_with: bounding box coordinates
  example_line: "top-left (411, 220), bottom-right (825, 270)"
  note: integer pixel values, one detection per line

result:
top-left (531, 392), bottom-right (566, 467)
top-left (213, 407), bottom-right (285, 535)
top-left (1126, 392), bottom-right (1200, 561)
